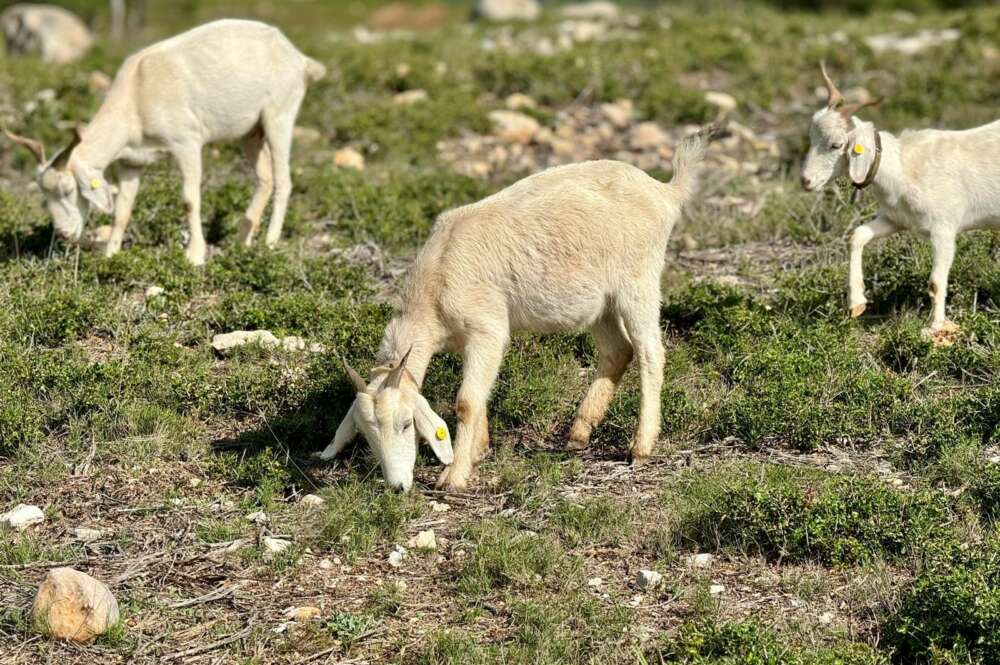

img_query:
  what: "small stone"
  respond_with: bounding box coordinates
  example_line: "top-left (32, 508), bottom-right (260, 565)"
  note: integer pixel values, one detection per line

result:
top-left (408, 529), bottom-right (437, 551)
top-left (587, 577), bottom-right (603, 587)
top-left (1, 504), bottom-right (44, 531)
top-left (300, 494), bottom-right (325, 508)
top-left (709, 584), bottom-right (725, 595)
top-left (600, 99), bottom-right (633, 128)
top-left (429, 500), bottom-right (451, 513)
top-left (262, 537), bottom-right (291, 561)
top-left (628, 122), bottom-right (669, 150)
top-left (32, 568), bottom-right (119, 643)
top-left (504, 93), bottom-right (537, 110)
top-left (819, 611), bottom-right (835, 624)
top-left (561, 1), bottom-right (619, 20)
top-left (72, 527), bottom-right (103, 542)
top-left (145, 285), bottom-right (165, 298)
top-left (635, 569), bottom-right (662, 590)
top-left (187, 477), bottom-right (202, 488)
top-left (318, 558), bottom-right (334, 570)
top-left (334, 147), bottom-right (366, 171)
top-left (488, 110), bottom-right (540, 144)
top-left (392, 89), bottom-right (429, 105)
top-left (474, 0), bottom-right (541, 22)
top-left (388, 546), bottom-right (406, 568)
top-left (211, 330), bottom-right (280, 353)
top-left (704, 91), bottom-right (737, 114)
top-left (285, 606), bottom-right (322, 622)
top-left (246, 510), bottom-right (269, 525)
top-left (293, 126), bottom-right (322, 144)
top-left (687, 553), bottom-right (714, 568)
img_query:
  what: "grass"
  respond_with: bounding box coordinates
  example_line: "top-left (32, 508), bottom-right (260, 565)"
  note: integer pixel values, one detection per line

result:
top-left (1, 0), bottom-right (1000, 663)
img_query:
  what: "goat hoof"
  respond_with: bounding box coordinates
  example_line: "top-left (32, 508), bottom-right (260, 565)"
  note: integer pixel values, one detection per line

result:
top-left (436, 466), bottom-right (469, 492)
top-left (849, 303), bottom-right (866, 319)
top-left (629, 454), bottom-right (651, 467)
top-left (566, 436), bottom-right (590, 452)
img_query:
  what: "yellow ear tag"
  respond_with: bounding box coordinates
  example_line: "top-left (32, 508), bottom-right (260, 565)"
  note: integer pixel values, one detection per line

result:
top-left (435, 426), bottom-right (447, 441)
top-left (90, 178), bottom-right (101, 190)
top-left (853, 144), bottom-right (865, 155)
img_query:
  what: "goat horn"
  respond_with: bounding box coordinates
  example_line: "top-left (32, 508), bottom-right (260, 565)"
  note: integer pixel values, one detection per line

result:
top-left (820, 60), bottom-right (843, 110)
top-left (839, 97), bottom-right (883, 120)
top-left (342, 357), bottom-right (368, 395)
top-left (3, 127), bottom-right (45, 163)
top-left (383, 346), bottom-right (412, 391)
top-left (49, 127), bottom-right (83, 171)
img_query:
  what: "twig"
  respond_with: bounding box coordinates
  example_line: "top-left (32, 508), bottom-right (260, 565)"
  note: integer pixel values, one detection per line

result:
top-left (162, 625), bottom-right (251, 661)
top-left (168, 582), bottom-right (243, 609)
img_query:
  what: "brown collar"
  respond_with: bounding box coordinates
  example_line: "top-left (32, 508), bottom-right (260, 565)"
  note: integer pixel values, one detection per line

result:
top-left (854, 129), bottom-right (882, 192)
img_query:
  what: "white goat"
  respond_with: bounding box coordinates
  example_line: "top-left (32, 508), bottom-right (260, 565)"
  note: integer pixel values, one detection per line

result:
top-left (801, 63), bottom-right (1000, 340)
top-left (320, 126), bottom-right (717, 491)
top-left (1, 4), bottom-right (92, 64)
top-left (4, 19), bottom-right (326, 264)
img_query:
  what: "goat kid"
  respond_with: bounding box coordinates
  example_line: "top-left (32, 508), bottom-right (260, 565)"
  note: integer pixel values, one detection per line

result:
top-left (802, 62), bottom-right (1000, 342)
top-left (4, 19), bottom-right (326, 265)
top-left (320, 125), bottom-right (718, 491)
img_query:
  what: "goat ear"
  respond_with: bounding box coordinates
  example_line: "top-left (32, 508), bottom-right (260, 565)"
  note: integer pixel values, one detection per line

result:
top-left (320, 402), bottom-right (358, 460)
top-left (413, 395), bottom-right (453, 465)
top-left (76, 170), bottom-right (115, 214)
top-left (847, 125), bottom-right (877, 186)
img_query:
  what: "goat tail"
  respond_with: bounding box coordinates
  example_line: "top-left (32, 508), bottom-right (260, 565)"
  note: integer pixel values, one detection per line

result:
top-left (304, 57), bottom-right (327, 83)
top-left (667, 122), bottom-right (723, 202)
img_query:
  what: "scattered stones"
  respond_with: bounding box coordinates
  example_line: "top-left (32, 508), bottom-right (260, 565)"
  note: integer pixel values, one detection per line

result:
top-left (474, 0), bottom-right (541, 22)
top-left (285, 606), bottom-right (322, 622)
top-left (488, 110), bottom-right (540, 144)
top-left (635, 569), bottom-right (662, 590)
top-left (561, 1), bottom-right (619, 20)
top-left (704, 91), bottom-right (737, 114)
top-left (1, 504), bottom-right (44, 531)
top-left (628, 121), bottom-right (669, 150)
top-left (211, 330), bottom-right (324, 354)
top-left (72, 527), bottom-right (103, 542)
top-left (388, 546), bottom-right (406, 568)
top-left (392, 89), bottom-right (429, 105)
top-left (145, 285), bottom-right (165, 298)
top-left (709, 584), bottom-right (725, 595)
top-left (408, 529), bottom-right (437, 551)
top-left (686, 553), bottom-right (715, 568)
top-left (864, 28), bottom-right (960, 56)
top-left (262, 537), bottom-right (292, 561)
top-left (32, 568), bottom-right (118, 643)
top-left (300, 494), bottom-right (326, 508)
top-left (505, 93), bottom-right (537, 110)
top-left (333, 147), bottom-right (366, 171)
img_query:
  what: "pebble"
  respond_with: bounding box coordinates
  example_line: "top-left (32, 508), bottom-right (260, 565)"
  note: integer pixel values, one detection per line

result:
top-left (334, 147), bottom-right (366, 171)
top-left (429, 500), bottom-right (451, 513)
top-left (388, 546), bottom-right (406, 568)
top-left (635, 569), bottom-right (662, 590)
top-left (408, 529), bottom-right (437, 550)
top-left (704, 91), bottom-right (737, 114)
top-left (144, 285), bottom-right (165, 298)
top-left (300, 494), bottom-right (326, 507)
top-left (262, 537), bottom-right (292, 561)
top-left (709, 584), bottom-right (725, 595)
top-left (73, 527), bottom-right (103, 542)
top-left (686, 553), bottom-right (714, 568)
top-left (1, 504), bottom-right (44, 531)
top-left (246, 510), bottom-right (268, 524)
top-left (285, 606), bottom-right (322, 621)
top-left (628, 121), bottom-right (669, 150)
top-left (392, 89), bottom-right (429, 105)
top-left (488, 110), bottom-right (540, 144)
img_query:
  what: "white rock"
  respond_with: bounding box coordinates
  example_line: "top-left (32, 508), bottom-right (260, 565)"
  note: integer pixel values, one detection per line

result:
top-left (474, 0), bottom-right (541, 22)
top-left (408, 529), bottom-right (437, 550)
top-left (628, 122), bottom-right (669, 150)
top-left (704, 91), bottom-right (737, 114)
top-left (429, 500), bottom-right (451, 513)
top-left (561, 2), bottom-right (619, 20)
top-left (334, 147), bottom-right (366, 171)
top-left (318, 558), bottom-right (334, 570)
top-left (246, 510), bottom-right (269, 525)
top-left (300, 494), bottom-right (325, 508)
top-left (1, 504), bottom-right (44, 531)
top-left (285, 606), bottom-right (322, 621)
top-left (262, 537), bottom-right (291, 561)
top-left (819, 611), bottom-right (835, 624)
top-left (212, 330), bottom-right (280, 353)
top-left (864, 29), bottom-right (960, 56)
top-left (558, 19), bottom-right (605, 43)
top-left (635, 569), bottom-right (662, 590)
top-left (587, 577), bottom-right (603, 587)
top-left (392, 89), bottom-right (429, 105)
top-left (489, 110), bottom-right (540, 144)
top-left (505, 93), bottom-right (537, 110)
top-left (600, 99), bottom-right (633, 128)
top-left (293, 126), bottom-right (322, 144)
top-left (686, 553), bottom-right (714, 568)
top-left (32, 568), bottom-right (118, 643)
top-left (709, 584), bottom-right (725, 595)
top-left (388, 546), bottom-right (406, 568)
top-left (73, 527), bottom-right (103, 542)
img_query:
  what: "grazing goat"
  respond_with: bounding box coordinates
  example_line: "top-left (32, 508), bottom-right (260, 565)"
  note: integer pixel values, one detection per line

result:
top-left (801, 63), bottom-right (1000, 340)
top-left (321, 125), bottom-right (717, 491)
top-left (1, 4), bottom-right (91, 64)
top-left (4, 19), bottom-right (326, 264)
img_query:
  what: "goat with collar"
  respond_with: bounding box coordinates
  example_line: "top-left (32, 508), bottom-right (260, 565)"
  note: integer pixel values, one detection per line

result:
top-left (801, 62), bottom-right (1000, 342)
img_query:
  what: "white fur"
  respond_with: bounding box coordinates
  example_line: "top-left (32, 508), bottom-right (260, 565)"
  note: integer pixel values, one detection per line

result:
top-left (802, 102), bottom-right (1000, 331)
top-left (322, 127), bottom-right (714, 491)
top-left (1, 4), bottom-right (91, 64)
top-left (9, 19), bottom-right (325, 264)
